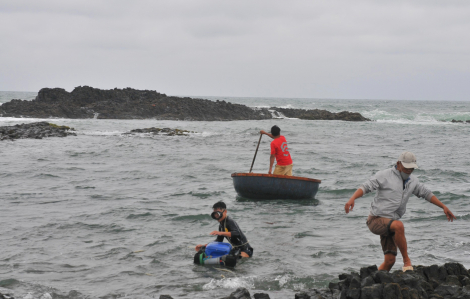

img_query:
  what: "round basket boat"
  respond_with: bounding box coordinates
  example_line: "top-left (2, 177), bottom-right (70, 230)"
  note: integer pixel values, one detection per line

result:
top-left (231, 173), bottom-right (321, 200)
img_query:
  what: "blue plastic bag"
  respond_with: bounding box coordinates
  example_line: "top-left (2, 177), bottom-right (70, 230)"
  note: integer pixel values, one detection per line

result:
top-left (204, 242), bottom-right (232, 258)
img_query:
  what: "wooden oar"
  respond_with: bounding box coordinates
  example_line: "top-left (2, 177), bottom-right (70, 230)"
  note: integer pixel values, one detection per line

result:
top-left (249, 134), bottom-right (263, 173)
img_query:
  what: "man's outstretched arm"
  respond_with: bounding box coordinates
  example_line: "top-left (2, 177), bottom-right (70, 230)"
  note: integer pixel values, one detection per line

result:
top-left (429, 195), bottom-right (456, 222)
top-left (344, 188), bottom-right (364, 213)
top-left (260, 130), bottom-right (274, 139)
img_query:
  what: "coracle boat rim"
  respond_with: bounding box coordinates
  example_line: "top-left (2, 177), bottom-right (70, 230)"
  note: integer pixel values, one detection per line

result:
top-left (231, 172), bottom-right (321, 183)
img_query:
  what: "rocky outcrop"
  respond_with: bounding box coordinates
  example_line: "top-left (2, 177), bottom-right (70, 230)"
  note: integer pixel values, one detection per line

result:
top-left (300, 262), bottom-right (470, 299)
top-left (0, 86), bottom-right (272, 121)
top-left (158, 263), bottom-right (470, 299)
top-left (0, 86), bottom-right (370, 121)
top-left (124, 127), bottom-right (194, 136)
top-left (272, 107), bottom-right (371, 121)
top-left (451, 119), bottom-right (470, 123)
top-left (0, 122), bottom-right (76, 141)
top-left (158, 288), bottom-right (270, 299)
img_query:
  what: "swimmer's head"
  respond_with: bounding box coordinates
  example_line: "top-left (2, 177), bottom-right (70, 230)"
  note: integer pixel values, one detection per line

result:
top-left (211, 201), bottom-right (227, 221)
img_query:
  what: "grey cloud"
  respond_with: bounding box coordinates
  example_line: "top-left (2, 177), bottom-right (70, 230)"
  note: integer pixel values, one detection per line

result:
top-left (0, 0), bottom-right (469, 100)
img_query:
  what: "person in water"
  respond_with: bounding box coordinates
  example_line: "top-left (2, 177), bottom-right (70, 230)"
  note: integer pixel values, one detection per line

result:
top-left (195, 201), bottom-right (253, 258)
top-left (260, 125), bottom-right (293, 176)
top-left (344, 151), bottom-right (456, 272)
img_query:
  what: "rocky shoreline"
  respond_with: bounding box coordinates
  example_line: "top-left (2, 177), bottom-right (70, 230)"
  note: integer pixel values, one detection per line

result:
top-left (0, 262), bottom-right (468, 298)
top-left (157, 262), bottom-right (470, 299)
top-left (0, 122), bottom-right (76, 141)
top-left (0, 86), bottom-right (370, 121)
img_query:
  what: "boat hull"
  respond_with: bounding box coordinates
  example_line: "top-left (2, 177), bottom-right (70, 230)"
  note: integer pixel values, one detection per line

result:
top-left (231, 173), bottom-right (321, 200)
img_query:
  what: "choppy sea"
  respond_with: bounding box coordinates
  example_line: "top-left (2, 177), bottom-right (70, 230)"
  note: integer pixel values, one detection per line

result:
top-left (1, 91), bottom-right (470, 299)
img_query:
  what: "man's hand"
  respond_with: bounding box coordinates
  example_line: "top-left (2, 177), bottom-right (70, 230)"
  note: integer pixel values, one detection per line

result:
top-left (344, 198), bottom-right (355, 214)
top-left (443, 207), bottom-right (456, 222)
top-left (260, 130), bottom-right (266, 135)
top-left (268, 169), bottom-right (272, 174)
top-left (210, 231), bottom-right (222, 236)
top-left (195, 244), bottom-right (205, 251)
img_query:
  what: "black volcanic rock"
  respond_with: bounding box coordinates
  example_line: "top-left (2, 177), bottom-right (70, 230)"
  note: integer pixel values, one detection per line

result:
top-left (0, 122), bottom-right (76, 141)
top-left (0, 86), bottom-right (370, 121)
top-left (124, 127), bottom-right (194, 136)
top-left (272, 107), bottom-right (371, 121)
top-left (0, 86), bottom-right (272, 120)
top-left (294, 262), bottom-right (470, 299)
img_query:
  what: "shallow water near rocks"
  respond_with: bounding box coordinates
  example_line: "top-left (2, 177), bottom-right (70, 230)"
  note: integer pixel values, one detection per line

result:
top-left (1, 93), bottom-right (470, 298)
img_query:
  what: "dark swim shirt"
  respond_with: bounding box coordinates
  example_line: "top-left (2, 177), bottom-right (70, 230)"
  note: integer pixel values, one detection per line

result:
top-left (215, 216), bottom-right (253, 253)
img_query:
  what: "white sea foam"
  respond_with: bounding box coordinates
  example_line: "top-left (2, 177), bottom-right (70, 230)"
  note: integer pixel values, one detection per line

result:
top-left (0, 117), bottom-right (68, 123)
top-left (274, 274), bottom-right (291, 287)
top-left (202, 276), bottom-right (255, 290)
top-left (268, 109), bottom-right (299, 120)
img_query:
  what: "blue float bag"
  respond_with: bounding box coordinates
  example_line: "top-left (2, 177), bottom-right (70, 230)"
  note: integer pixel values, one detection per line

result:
top-left (204, 242), bottom-right (232, 258)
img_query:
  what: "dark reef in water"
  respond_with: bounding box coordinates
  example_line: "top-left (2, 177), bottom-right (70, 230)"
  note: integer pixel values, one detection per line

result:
top-left (124, 127), bottom-right (195, 136)
top-left (157, 262), bottom-right (470, 299)
top-left (451, 119), bottom-right (470, 124)
top-left (0, 86), bottom-right (370, 121)
top-left (0, 122), bottom-right (76, 141)
top-left (272, 107), bottom-right (370, 122)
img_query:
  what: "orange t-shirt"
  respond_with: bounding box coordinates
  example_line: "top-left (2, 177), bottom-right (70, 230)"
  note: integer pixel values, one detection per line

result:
top-left (270, 136), bottom-right (293, 166)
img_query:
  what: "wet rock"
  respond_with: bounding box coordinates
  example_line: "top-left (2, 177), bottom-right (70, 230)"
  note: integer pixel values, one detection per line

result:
top-left (298, 263), bottom-right (470, 299)
top-left (253, 293), bottom-right (270, 299)
top-left (223, 287), bottom-right (252, 299)
top-left (159, 296), bottom-right (173, 299)
top-left (0, 86), bottom-right (271, 120)
top-left (446, 275), bottom-right (462, 287)
top-left (123, 127), bottom-right (194, 136)
top-left (360, 265), bottom-right (378, 280)
top-left (271, 107), bottom-right (371, 121)
top-left (0, 122), bottom-right (76, 141)
top-left (360, 283), bottom-right (383, 298)
top-left (372, 270), bottom-right (394, 284)
top-left (461, 276), bottom-right (470, 286)
top-left (433, 284), bottom-right (461, 297)
top-left (0, 292), bottom-right (15, 299)
top-left (0, 86), bottom-right (370, 121)
top-left (361, 276), bottom-right (375, 288)
top-left (382, 283), bottom-right (402, 299)
top-left (295, 288), bottom-right (334, 299)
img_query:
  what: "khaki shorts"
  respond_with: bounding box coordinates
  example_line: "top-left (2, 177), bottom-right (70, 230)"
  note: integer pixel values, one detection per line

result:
top-left (273, 164), bottom-right (293, 176)
top-left (366, 215), bottom-right (397, 256)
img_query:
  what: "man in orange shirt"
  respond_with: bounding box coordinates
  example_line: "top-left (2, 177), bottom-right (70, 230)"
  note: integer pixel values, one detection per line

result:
top-left (260, 125), bottom-right (293, 176)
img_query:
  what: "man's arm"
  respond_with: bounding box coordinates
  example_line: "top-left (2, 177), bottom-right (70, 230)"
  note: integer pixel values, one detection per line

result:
top-left (429, 195), bottom-right (456, 222)
top-left (260, 130), bottom-right (274, 139)
top-left (195, 244), bottom-right (207, 251)
top-left (269, 155), bottom-right (275, 174)
top-left (210, 231), bottom-right (232, 237)
top-left (344, 188), bottom-right (364, 213)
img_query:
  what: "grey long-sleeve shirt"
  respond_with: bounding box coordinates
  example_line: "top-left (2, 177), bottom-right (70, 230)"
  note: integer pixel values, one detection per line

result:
top-left (360, 166), bottom-right (434, 220)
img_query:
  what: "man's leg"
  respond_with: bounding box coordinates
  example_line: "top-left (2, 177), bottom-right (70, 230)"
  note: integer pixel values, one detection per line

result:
top-left (389, 220), bottom-right (411, 267)
top-left (285, 164), bottom-right (293, 176)
top-left (273, 165), bottom-right (286, 175)
top-left (379, 253), bottom-right (396, 271)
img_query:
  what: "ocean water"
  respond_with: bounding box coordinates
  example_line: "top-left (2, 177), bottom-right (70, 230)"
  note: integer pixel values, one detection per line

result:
top-left (1, 91), bottom-right (470, 299)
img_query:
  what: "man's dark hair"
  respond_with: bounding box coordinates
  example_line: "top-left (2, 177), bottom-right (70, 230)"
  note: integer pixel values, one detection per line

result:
top-left (271, 125), bottom-right (281, 137)
top-left (212, 201), bottom-right (226, 210)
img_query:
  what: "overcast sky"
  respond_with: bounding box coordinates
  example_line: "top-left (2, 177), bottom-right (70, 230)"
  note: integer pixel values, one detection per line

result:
top-left (1, 1), bottom-right (469, 100)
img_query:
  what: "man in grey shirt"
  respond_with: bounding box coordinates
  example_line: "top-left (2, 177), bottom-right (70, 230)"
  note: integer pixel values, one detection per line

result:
top-left (344, 151), bottom-right (456, 272)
